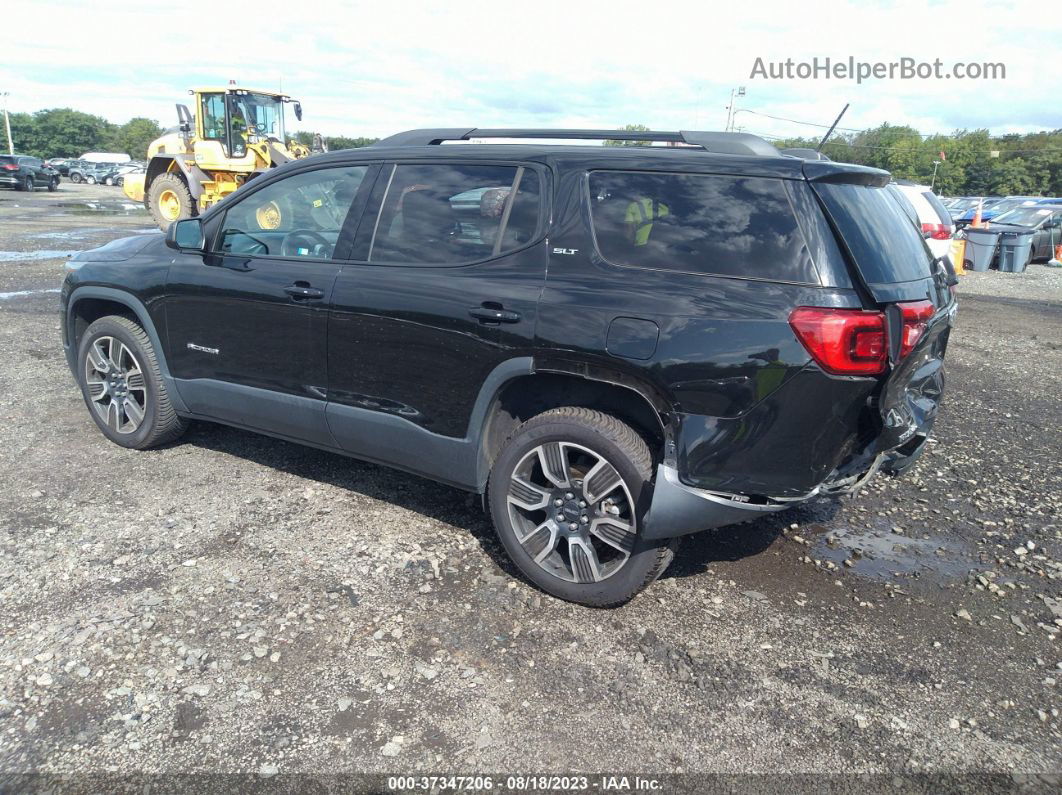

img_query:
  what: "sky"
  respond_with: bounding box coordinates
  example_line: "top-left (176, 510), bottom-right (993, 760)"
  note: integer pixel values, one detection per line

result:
top-left (3, 0), bottom-right (1060, 141)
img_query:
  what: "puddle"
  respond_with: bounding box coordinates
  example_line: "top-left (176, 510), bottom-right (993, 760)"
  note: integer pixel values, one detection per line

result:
top-left (32, 228), bottom-right (109, 240)
top-left (0, 250), bottom-right (79, 262)
top-left (811, 520), bottom-right (974, 582)
top-left (49, 200), bottom-right (146, 216)
top-left (0, 288), bottom-right (61, 300)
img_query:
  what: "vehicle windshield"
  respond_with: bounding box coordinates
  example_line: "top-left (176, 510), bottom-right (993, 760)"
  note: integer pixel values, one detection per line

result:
top-left (992, 207), bottom-right (1060, 227)
top-left (228, 92), bottom-right (285, 141)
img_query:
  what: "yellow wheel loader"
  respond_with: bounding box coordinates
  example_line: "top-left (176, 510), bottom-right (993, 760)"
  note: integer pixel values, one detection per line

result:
top-left (123, 87), bottom-right (311, 230)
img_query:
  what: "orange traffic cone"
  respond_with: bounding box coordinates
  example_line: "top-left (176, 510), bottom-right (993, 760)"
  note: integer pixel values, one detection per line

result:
top-left (970, 198), bottom-right (984, 229)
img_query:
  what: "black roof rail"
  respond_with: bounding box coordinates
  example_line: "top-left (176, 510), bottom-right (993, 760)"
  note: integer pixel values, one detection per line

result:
top-left (373, 128), bottom-right (780, 157)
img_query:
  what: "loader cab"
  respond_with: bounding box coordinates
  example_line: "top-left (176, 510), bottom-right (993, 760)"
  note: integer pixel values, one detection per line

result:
top-left (195, 88), bottom-right (289, 163)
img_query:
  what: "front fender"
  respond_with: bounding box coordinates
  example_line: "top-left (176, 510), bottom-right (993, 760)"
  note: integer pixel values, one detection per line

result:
top-left (64, 285), bottom-right (188, 414)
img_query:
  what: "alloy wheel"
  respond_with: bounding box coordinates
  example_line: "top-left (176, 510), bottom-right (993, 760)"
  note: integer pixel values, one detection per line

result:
top-left (506, 441), bottom-right (637, 583)
top-left (84, 336), bottom-right (147, 434)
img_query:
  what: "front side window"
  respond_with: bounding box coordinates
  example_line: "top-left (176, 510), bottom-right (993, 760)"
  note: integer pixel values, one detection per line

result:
top-left (370, 164), bottom-right (541, 264)
top-left (588, 171), bottom-right (818, 283)
top-left (217, 165), bottom-right (369, 259)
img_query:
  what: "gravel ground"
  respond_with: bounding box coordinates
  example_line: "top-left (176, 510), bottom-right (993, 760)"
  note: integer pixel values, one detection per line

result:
top-left (0, 184), bottom-right (1059, 784)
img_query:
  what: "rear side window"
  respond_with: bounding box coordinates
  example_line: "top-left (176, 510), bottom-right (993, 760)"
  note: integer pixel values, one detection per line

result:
top-left (588, 171), bottom-right (819, 283)
top-left (370, 164), bottom-right (541, 264)
top-left (815, 183), bottom-right (934, 285)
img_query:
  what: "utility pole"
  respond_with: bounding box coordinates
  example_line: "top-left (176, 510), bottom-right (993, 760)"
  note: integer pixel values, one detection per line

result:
top-left (725, 86), bottom-right (745, 132)
top-left (0, 92), bottom-right (12, 155)
top-left (930, 160), bottom-right (941, 191)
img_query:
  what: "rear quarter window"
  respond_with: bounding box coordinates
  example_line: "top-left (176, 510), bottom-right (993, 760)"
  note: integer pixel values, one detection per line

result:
top-left (814, 182), bottom-right (934, 285)
top-left (587, 171), bottom-right (820, 283)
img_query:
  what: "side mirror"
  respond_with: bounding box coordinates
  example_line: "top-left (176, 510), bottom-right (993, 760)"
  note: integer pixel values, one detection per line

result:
top-left (294, 102), bottom-right (303, 122)
top-left (166, 218), bottom-right (205, 251)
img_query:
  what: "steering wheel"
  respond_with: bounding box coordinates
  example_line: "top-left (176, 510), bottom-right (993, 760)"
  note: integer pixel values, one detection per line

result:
top-left (281, 229), bottom-right (331, 258)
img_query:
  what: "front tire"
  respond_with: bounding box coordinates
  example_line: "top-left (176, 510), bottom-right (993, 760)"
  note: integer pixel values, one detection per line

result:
top-left (70, 173), bottom-right (83, 184)
top-left (86, 175), bottom-right (96, 184)
top-left (488, 407), bottom-right (675, 607)
top-left (48, 177), bottom-right (59, 192)
top-left (104, 176), bottom-right (113, 186)
top-left (76, 316), bottom-right (188, 450)
top-left (147, 173), bottom-right (196, 231)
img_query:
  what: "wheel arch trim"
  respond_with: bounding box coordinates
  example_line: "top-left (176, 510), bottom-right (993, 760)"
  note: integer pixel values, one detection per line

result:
top-left (65, 286), bottom-right (188, 414)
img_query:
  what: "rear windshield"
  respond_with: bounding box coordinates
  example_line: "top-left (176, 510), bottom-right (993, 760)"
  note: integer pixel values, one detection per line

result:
top-left (588, 171), bottom-right (819, 283)
top-left (815, 182), bottom-right (934, 285)
top-left (0, 156), bottom-right (14, 165)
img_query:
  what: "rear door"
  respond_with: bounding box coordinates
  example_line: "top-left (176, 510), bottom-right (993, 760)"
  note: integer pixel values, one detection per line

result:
top-left (325, 161), bottom-right (547, 480)
top-left (806, 164), bottom-right (954, 450)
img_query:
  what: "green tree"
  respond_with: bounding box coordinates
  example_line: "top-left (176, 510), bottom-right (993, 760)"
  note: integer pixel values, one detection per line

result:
top-left (604, 123), bottom-right (651, 147)
top-left (324, 135), bottom-right (378, 150)
top-left (989, 157), bottom-right (1034, 195)
top-left (113, 117), bottom-right (162, 159)
top-left (14, 108), bottom-right (115, 158)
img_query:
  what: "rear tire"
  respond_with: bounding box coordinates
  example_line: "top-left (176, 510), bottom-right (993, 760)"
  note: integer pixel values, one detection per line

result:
top-left (488, 407), bottom-right (675, 607)
top-left (76, 316), bottom-right (188, 450)
top-left (147, 173), bottom-right (196, 231)
top-left (17, 175), bottom-right (33, 192)
top-left (70, 173), bottom-right (83, 184)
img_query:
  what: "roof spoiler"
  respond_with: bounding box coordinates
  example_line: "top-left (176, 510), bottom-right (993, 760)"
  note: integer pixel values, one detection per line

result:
top-left (373, 128), bottom-right (780, 157)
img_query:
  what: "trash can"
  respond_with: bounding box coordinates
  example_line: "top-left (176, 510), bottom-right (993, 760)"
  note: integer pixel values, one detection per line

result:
top-left (997, 229), bottom-right (1034, 273)
top-left (963, 228), bottom-right (1000, 272)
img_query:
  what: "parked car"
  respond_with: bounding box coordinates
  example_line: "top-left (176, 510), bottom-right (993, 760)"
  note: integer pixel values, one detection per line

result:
top-left (82, 163), bottom-right (122, 185)
top-left (890, 181), bottom-right (955, 260)
top-left (949, 196), bottom-right (1003, 223)
top-left (886, 185), bottom-right (958, 283)
top-left (990, 205), bottom-right (1062, 262)
top-left (115, 166), bottom-right (145, 188)
top-left (67, 161), bottom-right (92, 183)
top-left (954, 196), bottom-right (1037, 228)
top-left (45, 158), bottom-right (78, 175)
top-left (60, 127), bottom-right (955, 606)
top-left (0, 154), bottom-right (60, 191)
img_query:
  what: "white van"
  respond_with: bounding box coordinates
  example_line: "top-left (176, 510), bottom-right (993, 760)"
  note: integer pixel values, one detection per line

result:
top-left (892, 181), bottom-right (956, 260)
top-left (80, 152), bottom-right (131, 164)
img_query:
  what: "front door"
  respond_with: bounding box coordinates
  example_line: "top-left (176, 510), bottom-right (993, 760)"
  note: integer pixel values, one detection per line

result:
top-left (326, 162), bottom-right (547, 485)
top-left (163, 162), bottom-right (374, 445)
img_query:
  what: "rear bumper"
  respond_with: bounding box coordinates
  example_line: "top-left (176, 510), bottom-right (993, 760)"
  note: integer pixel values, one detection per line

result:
top-left (643, 431), bottom-right (931, 539)
top-left (0, 175), bottom-right (20, 186)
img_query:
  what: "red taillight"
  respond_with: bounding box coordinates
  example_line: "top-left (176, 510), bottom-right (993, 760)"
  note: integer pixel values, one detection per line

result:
top-left (921, 222), bottom-right (951, 240)
top-left (2, 163), bottom-right (18, 171)
top-left (789, 307), bottom-right (887, 376)
top-left (899, 300), bottom-right (934, 358)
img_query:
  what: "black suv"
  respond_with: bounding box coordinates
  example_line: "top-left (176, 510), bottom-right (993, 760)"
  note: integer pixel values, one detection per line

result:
top-left (0, 155), bottom-right (60, 191)
top-left (60, 128), bottom-right (955, 606)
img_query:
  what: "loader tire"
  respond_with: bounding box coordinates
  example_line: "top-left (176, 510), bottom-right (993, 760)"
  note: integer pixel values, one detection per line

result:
top-left (148, 173), bottom-right (196, 231)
